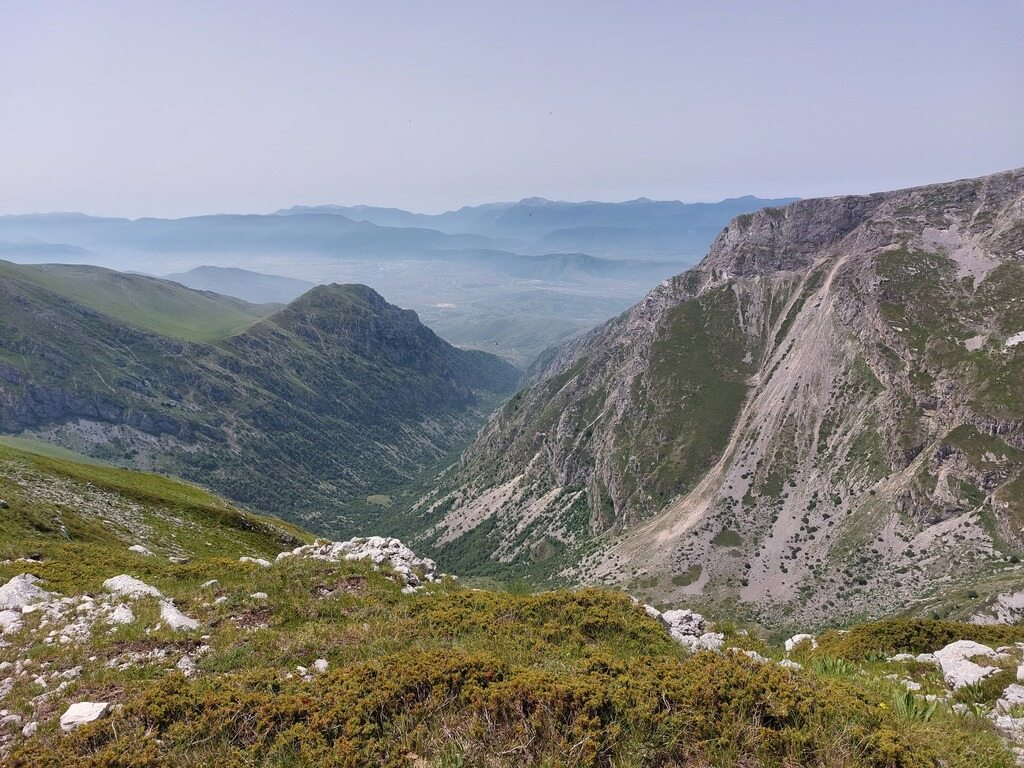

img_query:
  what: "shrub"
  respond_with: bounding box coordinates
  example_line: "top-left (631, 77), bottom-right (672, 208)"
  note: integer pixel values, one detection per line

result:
top-left (815, 619), bottom-right (1024, 660)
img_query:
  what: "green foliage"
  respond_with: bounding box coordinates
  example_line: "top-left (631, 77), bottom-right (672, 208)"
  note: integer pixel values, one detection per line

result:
top-left (953, 669), bottom-right (1018, 706)
top-left (890, 690), bottom-right (938, 722)
top-left (12, 647), bottom-right (1015, 767)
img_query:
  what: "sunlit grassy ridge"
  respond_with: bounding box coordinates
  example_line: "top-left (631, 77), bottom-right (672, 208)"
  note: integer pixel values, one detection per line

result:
top-left (0, 260), bottom-right (275, 342)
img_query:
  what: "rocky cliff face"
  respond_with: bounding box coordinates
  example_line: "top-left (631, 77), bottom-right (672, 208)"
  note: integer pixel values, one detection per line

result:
top-left (412, 169), bottom-right (1024, 627)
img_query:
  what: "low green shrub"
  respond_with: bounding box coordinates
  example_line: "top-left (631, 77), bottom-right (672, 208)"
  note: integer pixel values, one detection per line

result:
top-left (12, 648), bottom-right (1015, 767)
top-left (815, 619), bottom-right (1024, 660)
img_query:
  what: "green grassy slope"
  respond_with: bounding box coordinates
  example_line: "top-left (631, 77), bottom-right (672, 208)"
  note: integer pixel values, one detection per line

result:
top-left (0, 261), bottom-right (275, 342)
top-left (0, 272), bottom-right (520, 534)
top-left (0, 443), bottom-right (1019, 766)
top-left (0, 441), bottom-right (310, 592)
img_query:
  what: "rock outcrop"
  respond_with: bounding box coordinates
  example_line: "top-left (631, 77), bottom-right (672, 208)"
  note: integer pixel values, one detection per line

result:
top-left (277, 537), bottom-right (440, 591)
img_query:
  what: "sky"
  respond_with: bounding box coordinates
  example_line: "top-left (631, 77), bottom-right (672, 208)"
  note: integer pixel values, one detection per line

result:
top-left (2, 0), bottom-right (1023, 218)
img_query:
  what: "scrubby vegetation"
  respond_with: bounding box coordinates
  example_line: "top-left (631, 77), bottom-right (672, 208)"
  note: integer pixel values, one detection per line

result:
top-left (2, 436), bottom-right (1022, 767)
top-left (814, 618), bottom-right (1024, 661)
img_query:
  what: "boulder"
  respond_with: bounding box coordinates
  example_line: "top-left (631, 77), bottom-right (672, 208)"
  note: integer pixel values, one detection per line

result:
top-left (60, 702), bottom-right (110, 732)
top-left (0, 574), bottom-right (52, 610)
top-left (0, 610), bottom-right (22, 635)
top-left (312, 659), bottom-right (329, 674)
top-left (159, 601), bottom-right (198, 632)
top-left (660, 609), bottom-right (708, 640)
top-left (784, 634), bottom-right (817, 653)
top-left (277, 537), bottom-right (438, 590)
top-left (176, 655), bottom-right (197, 678)
top-left (998, 683), bottom-right (1024, 713)
top-left (108, 605), bottom-right (135, 625)
top-left (103, 575), bottom-right (162, 599)
top-left (934, 640), bottom-right (999, 689)
top-left (642, 604), bottom-right (662, 620)
top-left (127, 545), bottom-right (153, 557)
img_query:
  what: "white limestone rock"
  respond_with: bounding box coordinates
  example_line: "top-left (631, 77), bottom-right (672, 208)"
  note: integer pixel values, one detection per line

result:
top-left (159, 601), bottom-right (198, 632)
top-left (659, 609), bottom-right (708, 640)
top-left (108, 605), bottom-right (135, 626)
top-left (934, 640), bottom-right (999, 689)
top-left (249, 592), bottom-right (268, 600)
top-left (0, 574), bottom-right (53, 610)
top-left (998, 683), bottom-right (1024, 713)
top-left (642, 604), bottom-right (662, 620)
top-left (128, 545), bottom-right (153, 557)
top-left (21, 720), bottom-right (37, 738)
top-left (0, 610), bottom-right (22, 636)
top-left (176, 655), bottom-right (197, 678)
top-left (103, 575), bottom-right (162, 600)
top-left (698, 632), bottom-right (725, 651)
top-left (60, 701), bottom-right (110, 732)
top-left (277, 537), bottom-right (439, 590)
top-left (239, 557), bottom-right (272, 568)
top-left (784, 634), bottom-right (817, 653)
top-left (312, 659), bottom-right (329, 674)
top-left (889, 653), bottom-right (916, 663)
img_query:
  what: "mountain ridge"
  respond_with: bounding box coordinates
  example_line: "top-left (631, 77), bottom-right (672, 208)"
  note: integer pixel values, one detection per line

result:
top-left (0, 266), bottom-right (519, 532)
top-left (409, 167), bottom-right (1024, 627)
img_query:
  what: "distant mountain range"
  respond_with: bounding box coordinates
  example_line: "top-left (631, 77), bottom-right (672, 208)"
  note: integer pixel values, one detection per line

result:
top-left (0, 195), bottom-right (798, 367)
top-left (0, 260), bottom-right (519, 531)
top-left (274, 195), bottom-right (800, 258)
top-left (0, 195), bottom-right (797, 262)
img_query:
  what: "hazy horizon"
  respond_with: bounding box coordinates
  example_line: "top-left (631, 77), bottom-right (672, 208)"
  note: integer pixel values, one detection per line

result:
top-left (3, 1), bottom-right (1023, 218)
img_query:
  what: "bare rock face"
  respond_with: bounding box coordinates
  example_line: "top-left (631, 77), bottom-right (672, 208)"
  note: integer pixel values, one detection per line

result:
top-left (414, 168), bottom-right (1024, 628)
top-left (934, 640), bottom-right (1000, 689)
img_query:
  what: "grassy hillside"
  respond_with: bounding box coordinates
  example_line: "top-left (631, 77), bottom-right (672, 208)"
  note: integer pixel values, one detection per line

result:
top-left (0, 442), bottom-right (1020, 766)
top-left (0, 261), bottom-right (275, 342)
top-left (0, 272), bottom-right (519, 533)
top-left (0, 441), bottom-right (310, 591)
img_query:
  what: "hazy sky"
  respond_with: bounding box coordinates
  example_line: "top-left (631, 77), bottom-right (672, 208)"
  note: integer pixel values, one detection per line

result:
top-left (3, 1), bottom-right (1023, 218)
